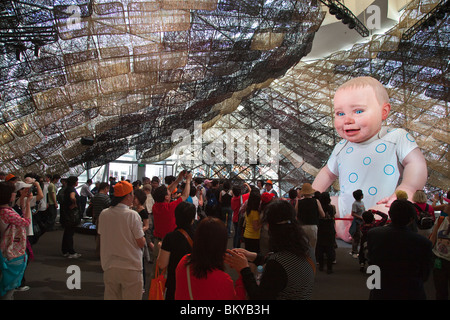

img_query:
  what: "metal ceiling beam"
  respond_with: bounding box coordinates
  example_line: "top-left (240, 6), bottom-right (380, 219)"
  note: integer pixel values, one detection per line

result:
top-left (319, 0), bottom-right (369, 37)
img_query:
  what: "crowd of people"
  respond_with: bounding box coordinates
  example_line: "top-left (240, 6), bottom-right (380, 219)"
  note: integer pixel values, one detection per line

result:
top-left (1, 170), bottom-right (449, 300)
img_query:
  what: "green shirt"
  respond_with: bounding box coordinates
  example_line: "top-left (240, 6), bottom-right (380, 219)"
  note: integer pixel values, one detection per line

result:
top-left (48, 183), bottom-right (56, 205)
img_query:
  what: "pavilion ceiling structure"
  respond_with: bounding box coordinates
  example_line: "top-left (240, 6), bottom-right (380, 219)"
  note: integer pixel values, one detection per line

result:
top-left (0, 0), bottom-right (326, 177)
top-left (0, 0), bottom-right (449, 192)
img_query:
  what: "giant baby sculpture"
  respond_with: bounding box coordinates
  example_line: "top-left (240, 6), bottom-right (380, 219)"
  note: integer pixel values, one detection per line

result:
top-left (312, 76), bottom-right (428, 242)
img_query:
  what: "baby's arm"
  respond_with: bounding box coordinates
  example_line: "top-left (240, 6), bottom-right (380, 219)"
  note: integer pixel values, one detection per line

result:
top-left (312, 165), bottom-right (338, 192)
top-left (376, 147), bottom-right (427, 207)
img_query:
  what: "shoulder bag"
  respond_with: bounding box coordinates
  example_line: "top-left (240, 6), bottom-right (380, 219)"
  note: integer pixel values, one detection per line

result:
top-left (178, 228), bottom-right (193, 248)
top-left (186, 263), bottom-right (194, 300)
top-left (148, 261), bottom-right (166, 300)
top-left (63, 206), bottom-right (81, 228)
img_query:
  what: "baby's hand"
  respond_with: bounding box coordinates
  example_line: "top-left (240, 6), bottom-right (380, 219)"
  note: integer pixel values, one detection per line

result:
top-left (369, 203), bottom-right (390, 214)
top-left (376, 193), bottom-right (397, 208)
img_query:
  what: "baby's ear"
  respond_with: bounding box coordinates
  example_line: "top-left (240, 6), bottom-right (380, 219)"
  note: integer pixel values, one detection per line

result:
top-left (381, 103), bottom-right (391, 120)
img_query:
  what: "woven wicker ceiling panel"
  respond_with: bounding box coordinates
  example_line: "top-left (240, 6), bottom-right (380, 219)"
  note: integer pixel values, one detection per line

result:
top-left (0, 0), bottom-right (324, 176)
top-left (0, 0), bottom-right (449, 191)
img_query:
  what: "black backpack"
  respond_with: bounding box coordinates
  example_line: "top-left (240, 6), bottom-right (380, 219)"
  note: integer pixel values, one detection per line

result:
top-left (413, 203), bottom-right (434, 230)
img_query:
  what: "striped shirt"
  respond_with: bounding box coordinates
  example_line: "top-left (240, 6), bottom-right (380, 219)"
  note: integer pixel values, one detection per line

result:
top-left (241, 251), bottom-right (315, 300)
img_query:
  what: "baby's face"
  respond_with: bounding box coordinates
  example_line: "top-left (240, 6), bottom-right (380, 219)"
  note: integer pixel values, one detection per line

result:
top-left (333, 86), bottom-right (390, 143)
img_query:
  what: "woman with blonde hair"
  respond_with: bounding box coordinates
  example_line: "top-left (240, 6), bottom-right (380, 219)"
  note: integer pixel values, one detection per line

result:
top-left (412, 190), bottom-right (436, 237)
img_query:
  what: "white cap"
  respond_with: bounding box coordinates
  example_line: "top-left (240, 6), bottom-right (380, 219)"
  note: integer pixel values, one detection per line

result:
top-left (15, 181), bottom-right (33, 192)
top-left (24, 177), bottom-right (36, 184)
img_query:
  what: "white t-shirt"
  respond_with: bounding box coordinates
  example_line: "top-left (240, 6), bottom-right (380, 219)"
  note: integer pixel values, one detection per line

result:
top-left (38, 182), bottom-right (49, 212)
top-left (98, 203), bottom-right (145, 271)
top-left (327, 127), bottom-right (418, 217)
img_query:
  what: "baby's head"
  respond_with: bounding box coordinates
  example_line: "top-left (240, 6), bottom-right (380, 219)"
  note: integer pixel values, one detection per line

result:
top-left (333, 76), bottom-right (391, 143)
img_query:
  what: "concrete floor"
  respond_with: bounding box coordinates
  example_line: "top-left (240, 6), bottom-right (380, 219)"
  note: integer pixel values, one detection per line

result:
top-left (13, 224), bottom-right (437, 301)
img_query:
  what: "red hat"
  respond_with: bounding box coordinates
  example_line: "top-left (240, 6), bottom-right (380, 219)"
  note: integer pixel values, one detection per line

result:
top-left (265, 180), bottom-right (273, 185)
top-left (261, 192), bottom-right (275, 204)
top-left (114, 181), bottom-right (133, 197)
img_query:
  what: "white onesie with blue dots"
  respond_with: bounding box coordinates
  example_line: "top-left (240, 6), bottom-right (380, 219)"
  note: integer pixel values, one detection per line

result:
top-left (327, 126), bottom-right (418, 217)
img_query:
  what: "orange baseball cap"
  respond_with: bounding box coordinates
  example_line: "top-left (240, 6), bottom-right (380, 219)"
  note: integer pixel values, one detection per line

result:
top-left (5, 174), bottom-right (16, 181)
top-left (114, 181), bottom-right (133, 197)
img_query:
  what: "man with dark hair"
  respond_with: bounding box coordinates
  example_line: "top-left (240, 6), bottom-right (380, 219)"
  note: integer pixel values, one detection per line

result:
top-left (151, 176), bottom-right (160, 194)
top-left (91, 182), bottom-right (111, 227)
top-left (80, 179), bottom-right (93, 217)
top-left (164, 175), bottom-right (176, 186)
top-left (151, 171), bottom-right (192, 266)
top-left (152, 171), bottom-right (192, 240)
top-left (205, 179), bottom-right (220, 217)
top-left (367, 199), bottom-right (433, 300)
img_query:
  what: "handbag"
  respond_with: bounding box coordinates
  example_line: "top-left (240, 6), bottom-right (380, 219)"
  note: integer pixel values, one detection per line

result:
top-left (63, 207), bottom-right (81, 227)
top-left (413, 203), bottom-right (434, 230)
top-left (0, 212), bottom-right (28, 260)
top-left (349, 218), bottom-right (361, 236)
top-left (0, 251), bottom-right (27, 296)
top-left (148, 262), bottom-right (166, 300)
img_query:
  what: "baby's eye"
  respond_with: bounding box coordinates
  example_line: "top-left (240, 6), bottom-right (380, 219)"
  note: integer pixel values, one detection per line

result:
top-left (336, 112), bottom-right (345, 116)
top-left (355, 110), bottom-right (364, 114)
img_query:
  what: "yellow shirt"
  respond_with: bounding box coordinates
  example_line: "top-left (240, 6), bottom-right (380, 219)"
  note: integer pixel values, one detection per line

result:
top-left (244, 210), bottom-right (260, 239)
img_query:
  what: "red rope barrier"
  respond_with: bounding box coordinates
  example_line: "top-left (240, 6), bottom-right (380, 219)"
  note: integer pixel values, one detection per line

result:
top-left (333, 217), bottom-right (392, 222)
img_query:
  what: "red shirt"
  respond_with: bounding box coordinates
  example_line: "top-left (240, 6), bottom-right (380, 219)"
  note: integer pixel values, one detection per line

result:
top-left (175, 255), bottom-right (246, 300)
top-left (152, 197), bottom-right (183, 239)
top-left (231, 193), bottom-right (249, 223)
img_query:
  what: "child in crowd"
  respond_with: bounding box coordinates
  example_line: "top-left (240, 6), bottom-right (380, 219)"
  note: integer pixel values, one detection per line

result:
top-left (350, 189), bottom-right (365, 258)
top-left (312, 76), bottom-right (427, 241)
top-left (358, 209), bottom-right (388, 272)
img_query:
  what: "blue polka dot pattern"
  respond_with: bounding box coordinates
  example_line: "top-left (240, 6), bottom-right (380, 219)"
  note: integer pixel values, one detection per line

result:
top-left (375, 143), bottom-right (387, 153)
top-left (349, 172), bottom-right (358, 183)
top-left (384, 164), bottom-right (395, 175)
top-left (406, 132), bottom-right (415, 142)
